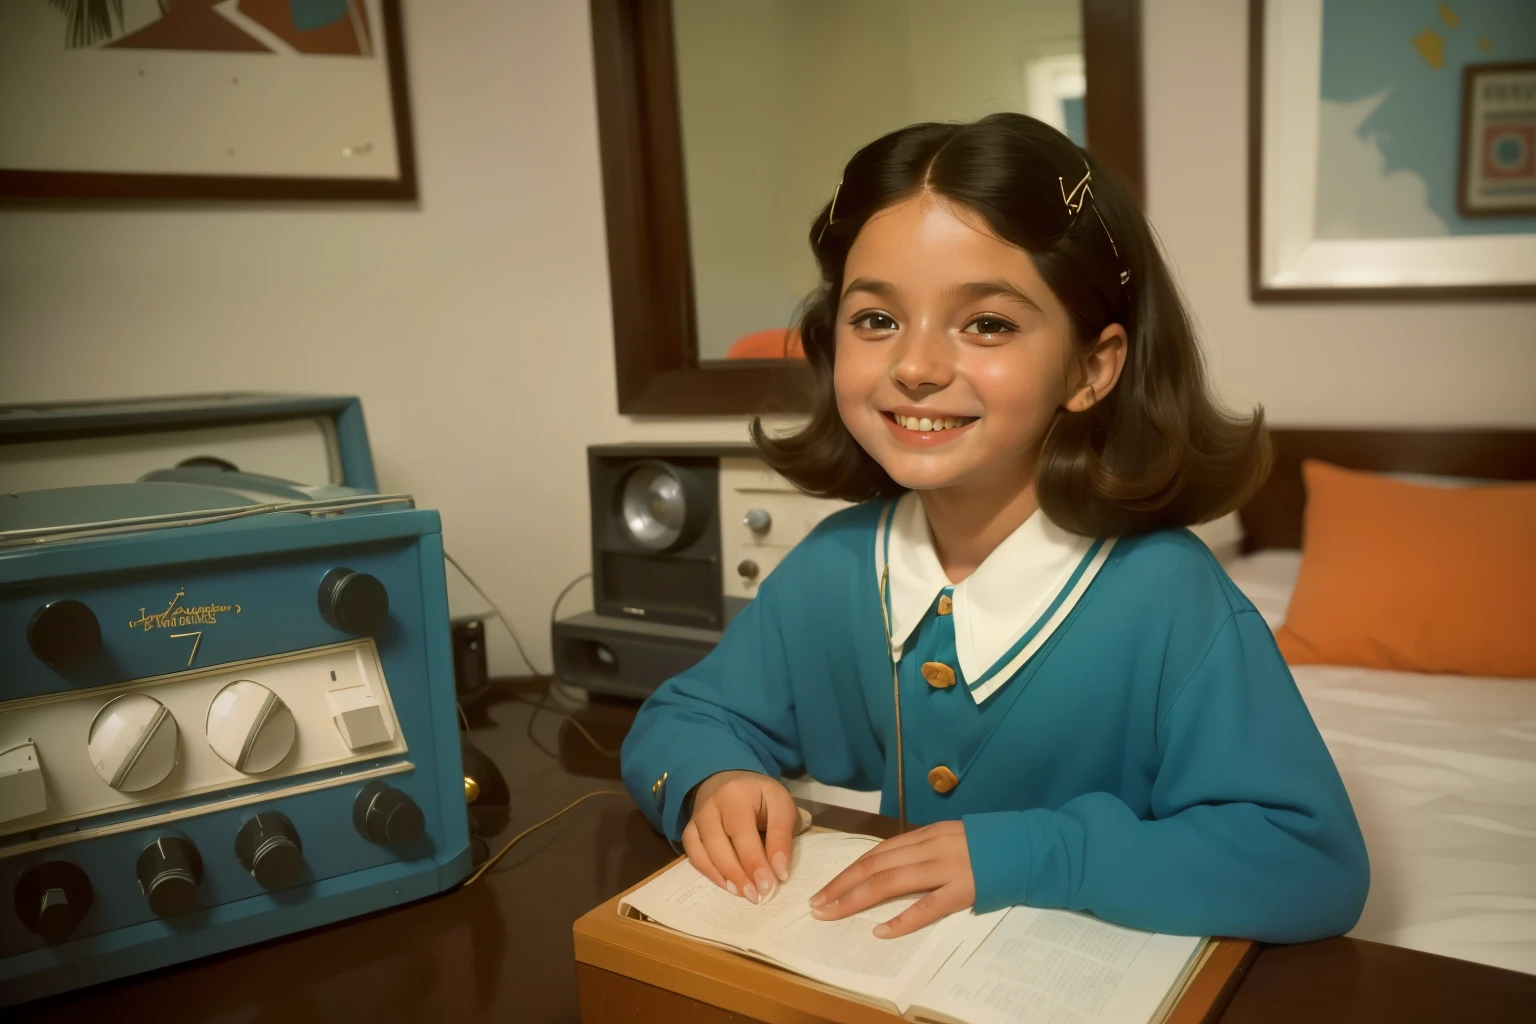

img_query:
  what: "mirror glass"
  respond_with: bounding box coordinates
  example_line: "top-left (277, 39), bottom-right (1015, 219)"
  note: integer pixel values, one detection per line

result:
top-left (672, 0), bottom-right (1085, 363)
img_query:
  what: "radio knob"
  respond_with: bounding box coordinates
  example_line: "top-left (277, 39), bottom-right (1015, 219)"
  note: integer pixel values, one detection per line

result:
top-left (87, 693), bottom-right (179, 791)
top-left (14, 861), bottom-right (93, 943)
top-left (235, 812), bottom-right (304, 890)
top-left (354, 780), bottom-right (424, 847)
top-left (737, 559), bottom-right (759, 580)
top-left (27, 599), bottom-right (101, 670)
top-left (743, 507), bottom-right (772, 533)
top-left (206, 680), bottom-right (296, 774)
top-left (318, 568), bottom-right (389, 635)
top-left (136, 837), bottom-right (203, 917)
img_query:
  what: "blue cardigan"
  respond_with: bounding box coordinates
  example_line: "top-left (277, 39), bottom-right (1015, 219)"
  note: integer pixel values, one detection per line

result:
top-left (621, 501), bottom-right (1369, 943)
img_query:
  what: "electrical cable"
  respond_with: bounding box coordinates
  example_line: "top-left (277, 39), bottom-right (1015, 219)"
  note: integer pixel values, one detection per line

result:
top-left (460, 789), bottom-right (631, 887)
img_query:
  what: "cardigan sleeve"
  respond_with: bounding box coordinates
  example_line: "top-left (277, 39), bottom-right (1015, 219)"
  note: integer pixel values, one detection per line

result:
top-left (620, 572), bottom-right (806, 840)
top-left (961, 610), bottom-right (1370, 944)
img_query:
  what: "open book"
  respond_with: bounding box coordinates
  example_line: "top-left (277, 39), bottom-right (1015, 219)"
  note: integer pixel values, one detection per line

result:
top-left (619, 831), bottom-right (1207, 1024)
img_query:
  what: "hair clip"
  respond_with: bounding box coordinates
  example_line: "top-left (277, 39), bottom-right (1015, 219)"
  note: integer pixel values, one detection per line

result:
top-left (816, 181), bottom-right (842, 245)
top-left (1060, 169), bottom-right (1093, 215)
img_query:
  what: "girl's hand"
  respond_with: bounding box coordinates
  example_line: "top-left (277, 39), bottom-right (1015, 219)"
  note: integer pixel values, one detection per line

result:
top-left (808, 820), bottom-right (975, 938)
top-left (682, 770), bottom-right (797, 904)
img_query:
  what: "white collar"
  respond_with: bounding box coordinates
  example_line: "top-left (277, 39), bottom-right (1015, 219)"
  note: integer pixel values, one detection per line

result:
top-left (876, 492), bottom-right (1115, 703)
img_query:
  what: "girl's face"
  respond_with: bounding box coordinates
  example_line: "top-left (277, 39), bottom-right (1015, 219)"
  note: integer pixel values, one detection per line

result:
top-left (834, 194), bottom-right (1117, 496)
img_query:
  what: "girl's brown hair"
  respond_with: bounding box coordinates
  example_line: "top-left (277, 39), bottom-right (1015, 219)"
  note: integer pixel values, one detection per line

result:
top-left (752, 113), bottom-right (1272, 537)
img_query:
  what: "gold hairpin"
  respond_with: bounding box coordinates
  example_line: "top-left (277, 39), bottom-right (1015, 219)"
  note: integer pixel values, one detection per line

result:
top-left (816, 181), bottom-right (842, 245)
top-left (1062, 167), bottom-right (1130, 288)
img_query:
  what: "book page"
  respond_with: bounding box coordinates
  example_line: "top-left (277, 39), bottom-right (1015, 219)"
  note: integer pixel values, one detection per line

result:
top-left (619, 831), bottom-right (1002, 1014)
top-left (911, 907), bottom-right (1204, 1024)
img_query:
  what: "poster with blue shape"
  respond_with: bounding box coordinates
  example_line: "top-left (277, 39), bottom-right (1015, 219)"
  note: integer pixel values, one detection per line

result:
top-left (1313, 0), bottom-right (1536, 240)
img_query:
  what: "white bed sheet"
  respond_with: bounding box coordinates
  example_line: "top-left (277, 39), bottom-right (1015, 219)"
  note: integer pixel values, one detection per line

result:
top-left (1227, 552), bottom-right (1536, 976)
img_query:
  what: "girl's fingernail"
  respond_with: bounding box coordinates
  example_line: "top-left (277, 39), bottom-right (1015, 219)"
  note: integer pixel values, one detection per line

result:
top-left (755, 871), bottom-right (776, 898)
top-left (772, 852), bottom-right (789, 881)
top-left (808, 892), bottom-right (827, 907)
top-left (810, 906), bottom-right (830, 919)
top-left (744, 883), bottom-right (760, 904)
top-left (873, 923), bottom-right (892, 938)
top-left (725, 880), bottom-right (738, 896)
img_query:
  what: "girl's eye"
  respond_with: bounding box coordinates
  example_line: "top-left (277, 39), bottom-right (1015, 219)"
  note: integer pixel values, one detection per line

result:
top-left (851, 312), bottom-right (899, 332)
top-left (962, 316), bottom-right (1017, 337)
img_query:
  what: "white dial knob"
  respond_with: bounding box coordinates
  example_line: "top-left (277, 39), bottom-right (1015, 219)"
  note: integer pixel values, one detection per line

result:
top-left (206, 680), bottom-right (296, 774)
top-left (87, 693), bottom-right (180, 792)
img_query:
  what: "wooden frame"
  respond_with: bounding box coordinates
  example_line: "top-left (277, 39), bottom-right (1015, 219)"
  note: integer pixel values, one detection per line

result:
top-left (0, 1), bottom-right (416, 202)
top-left (1457, 62), bottom-right (1536, 220)
top-left (1247, 0), bottom-right (1536, 301)
top-left (591, 0), bottom-right (1148, 416)
top-left (1238, 428), bottom-right (1536, 552)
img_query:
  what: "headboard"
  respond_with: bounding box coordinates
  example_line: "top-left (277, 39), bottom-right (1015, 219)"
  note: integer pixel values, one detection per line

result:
top-left (1237, 429), bottom-right (1536, 552)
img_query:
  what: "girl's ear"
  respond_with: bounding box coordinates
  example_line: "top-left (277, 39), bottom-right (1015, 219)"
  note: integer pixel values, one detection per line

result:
top-left (1064, 323), bottom-right (1128, 414)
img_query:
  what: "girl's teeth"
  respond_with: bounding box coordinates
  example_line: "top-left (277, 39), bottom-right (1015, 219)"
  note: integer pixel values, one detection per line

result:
top-left (895, 414), bottom-right (972, 432)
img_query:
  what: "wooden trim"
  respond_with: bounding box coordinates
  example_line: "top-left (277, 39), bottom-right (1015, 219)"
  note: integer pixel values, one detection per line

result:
top-left (593, 0), bottom-right (1148, 416)
top-left (1456, 62), bottom-right (1536, 220)
top-left (0, 1), bottom-right (417, 202)
top-left (1238, 428), bottom-right (1536, 552)
top-left (1247, 1), bottom-right (1536, 301)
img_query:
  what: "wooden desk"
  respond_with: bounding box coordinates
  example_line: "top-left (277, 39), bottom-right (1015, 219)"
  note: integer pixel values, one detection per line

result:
top-left (14, 686), bottom-right (1535, 1023)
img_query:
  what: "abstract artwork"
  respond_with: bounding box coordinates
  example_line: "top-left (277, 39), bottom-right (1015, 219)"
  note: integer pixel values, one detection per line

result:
top-left (1250, 0), bottom-right (1536, 298)
top-left (0, 0), bottom-right (414, 199)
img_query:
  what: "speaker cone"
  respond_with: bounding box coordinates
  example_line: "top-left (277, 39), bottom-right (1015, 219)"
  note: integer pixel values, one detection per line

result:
top-left (620, 463), bottom-right (695, 550)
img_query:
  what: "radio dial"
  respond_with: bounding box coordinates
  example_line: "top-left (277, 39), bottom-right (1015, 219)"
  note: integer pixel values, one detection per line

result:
top-left (15, 861), bottom-right (93, 943)
top-left (206, 680), bottom-right (296, 774)
top-left (27, 599), bottom-right (101, 670)
top-left (354, 780), bottom-right (425, 847)
top-left (235, 812), bottom-right (304, 890)
top-left (319, 567), bottom-right (390, 635)
top-left (743, 507), bottom-right (772, 533)
top-left (87, 693), bottom-right (179, 792)
top-left (136, 837), bottom-right (203, 917)
top-left (737, 559), bottom-right (760, 581)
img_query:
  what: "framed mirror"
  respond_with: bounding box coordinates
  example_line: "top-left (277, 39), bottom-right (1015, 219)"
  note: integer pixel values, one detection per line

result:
top-left (591, 0), bottom-right (1145, 416)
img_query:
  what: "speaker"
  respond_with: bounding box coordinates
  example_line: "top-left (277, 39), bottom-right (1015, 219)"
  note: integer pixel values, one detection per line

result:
top-left (551, 611), bottom-right (722, 700)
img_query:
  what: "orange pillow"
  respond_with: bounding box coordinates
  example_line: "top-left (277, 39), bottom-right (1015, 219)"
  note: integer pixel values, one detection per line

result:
top-left (1274, 460), bottom-right (1536, 678)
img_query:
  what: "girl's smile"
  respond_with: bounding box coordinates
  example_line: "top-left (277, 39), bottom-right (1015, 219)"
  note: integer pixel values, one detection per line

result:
top-left (881, 409), bottom-right (979, 446)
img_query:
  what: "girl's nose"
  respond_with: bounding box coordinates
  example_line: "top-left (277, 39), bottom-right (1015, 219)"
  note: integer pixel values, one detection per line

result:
top-left (891, 322), bottom-right (953, 393)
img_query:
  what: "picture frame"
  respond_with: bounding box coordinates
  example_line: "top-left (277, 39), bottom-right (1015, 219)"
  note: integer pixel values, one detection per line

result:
top-left (1248, 0), bottom-right (1536, 300)
top-left (0, 0), bottom-right (416, 201)
top-left (1458, 62), bottom-right (1536, 220)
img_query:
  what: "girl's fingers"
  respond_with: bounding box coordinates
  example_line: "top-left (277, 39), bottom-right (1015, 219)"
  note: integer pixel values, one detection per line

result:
top-left (873, 883), bottom-right (971, 939)
top-left (810, 860), bottom-right (949, 921)
top-left (761, 784), bottom-right (798, 883)
top-left (695, 803), bottom-right (755, 901)
top-left (721, 798), bottom-right (776, 903)
top-left (681, 820), bottom-right (728, 892)
top-left (811, 839), bottom-right (936, 909)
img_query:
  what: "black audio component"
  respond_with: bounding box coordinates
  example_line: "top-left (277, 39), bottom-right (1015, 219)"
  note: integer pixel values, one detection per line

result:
top-left (235, 812), bottom-right (305, 890)
top-left (27, 599), bottom-right (102, 670)
top-left (354, 781), bottom-right (425, 847)
top-left (14, 862), bottom-right (93, 943)
top-left (318, 567), bottom-right (390, 635)
top-left (452, 619), bottom-right (491, 706)
top-left (551, 610), bottom-right (722, 700)
top-left (136, 837), bottom-right (204, 917)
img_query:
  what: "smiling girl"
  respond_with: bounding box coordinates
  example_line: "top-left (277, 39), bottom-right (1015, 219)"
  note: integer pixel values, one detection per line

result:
top-left (621, 114), bottom-right (1369, 943)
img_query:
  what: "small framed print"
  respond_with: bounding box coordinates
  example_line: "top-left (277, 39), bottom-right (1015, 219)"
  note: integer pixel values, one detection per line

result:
top-left (1459, 62), bottom-right (1536, 219)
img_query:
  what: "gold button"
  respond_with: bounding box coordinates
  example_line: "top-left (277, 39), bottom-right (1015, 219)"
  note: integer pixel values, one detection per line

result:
top-left (921, 662), bottom-right (956, 688)
top-left (928, 766), bottom-right (958, 794)
top-left (651, 771), bottom-right (668, 799)
top-left (937, 595), bottom-right (953, 615)
top-left (464, 776), bottom-right (481, 803)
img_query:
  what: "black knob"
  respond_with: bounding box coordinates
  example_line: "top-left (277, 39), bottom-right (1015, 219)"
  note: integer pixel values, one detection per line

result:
top-left (15, 861), bottom-right (93, 943)
top-left (136, 837), bottom-right (203, 917)
top-left (318, 567), bottom-right (389, 635)
top-left (354, 781), bottom-right (424, 847)
top-left (28, 600), bottom-right (101, 670)
top-left (737, 559), bottom-right (759, 580)
top-left (235, 812), bottom-right (304, 890)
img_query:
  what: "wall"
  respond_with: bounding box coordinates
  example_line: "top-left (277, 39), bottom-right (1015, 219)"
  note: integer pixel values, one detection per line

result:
top-left (2, 1), bottom-right (1533, 676)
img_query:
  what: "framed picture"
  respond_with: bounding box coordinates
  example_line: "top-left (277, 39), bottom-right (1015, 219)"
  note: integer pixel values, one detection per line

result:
top-left (1249, 0), bottom-right (1536, 300)
top-left (1459, 62), bottom-right (1536, 218)
top-left (0, 0), bottom-right (415, 200)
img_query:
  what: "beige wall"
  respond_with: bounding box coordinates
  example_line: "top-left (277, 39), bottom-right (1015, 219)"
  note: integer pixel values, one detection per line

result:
top-left (1, 1), bottom-right (1532, 676)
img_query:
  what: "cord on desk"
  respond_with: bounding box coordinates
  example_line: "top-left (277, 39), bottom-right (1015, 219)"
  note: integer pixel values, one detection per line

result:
top-left (460, 790), bottom-right (631, 887)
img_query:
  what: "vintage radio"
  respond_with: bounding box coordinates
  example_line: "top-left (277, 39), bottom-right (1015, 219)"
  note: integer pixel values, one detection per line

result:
top-left (0, 396), bottom-right (471, 1005)
top-left (557, 444), bottom-right (846, 698)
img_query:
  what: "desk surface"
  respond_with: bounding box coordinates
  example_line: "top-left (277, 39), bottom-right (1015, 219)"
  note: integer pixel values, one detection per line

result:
top-left (15, 685), bottom-right (1536, 1023)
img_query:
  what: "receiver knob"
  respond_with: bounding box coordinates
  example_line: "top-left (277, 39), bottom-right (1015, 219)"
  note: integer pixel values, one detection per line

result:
top-left (136, 837), bottom-right (203, 917)
top-left (743, 507), bottom-right (772, 533)
top-left (15, 861), bottom-right (93, 943)
top-left (318, 568), bottom-right (389, 635)
top-left (206, 680), bottom-right (296, 774)
top-left (28, 599), bottom-right (101, 670)
top-left (235, 812), bottom-right (304, 890)
top-left (354, 780), bottom-right (424, 847)
top-left (87, 693), bottom-right (179, 791)
top-left (737, 559), bottom-right (760, 580)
